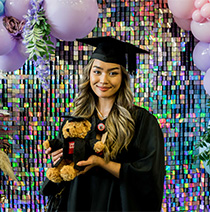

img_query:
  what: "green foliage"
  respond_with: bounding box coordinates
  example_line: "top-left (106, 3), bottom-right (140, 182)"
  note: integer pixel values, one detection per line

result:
top-left (23, 8), bottom-right (55, 62)
top-left (194, 98), bottom-right (210, 165)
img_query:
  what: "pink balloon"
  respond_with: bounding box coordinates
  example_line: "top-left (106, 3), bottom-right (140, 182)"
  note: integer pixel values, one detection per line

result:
top-left (173, 16), bottom-right (192, 31)
top-left (168, 0), bottom-right (196, 19)
top-left (5, 0), bottom-right (30, 21)
top-left (0, 41), bottom-right (27, 72)
top-left (192, 9), bottom-right (205, 22)
top-left (0, 17), bottom-right (16, 55)
top-left (191, 20), bottom-right (210, 42)
top-left (194, 0), bottom-right (208, 9)
top-left (203, 68), bottom-right (210, 95)
top-left (193, 42), bottom-right (210, 72)
top-left (200, 3), bottom-right (210, 18)
top-left (44, 0), bottom-right (98, 41)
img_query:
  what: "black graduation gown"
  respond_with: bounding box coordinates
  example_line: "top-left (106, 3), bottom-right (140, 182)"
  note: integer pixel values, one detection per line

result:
top-left (42, 106), bottom-right (165, 212)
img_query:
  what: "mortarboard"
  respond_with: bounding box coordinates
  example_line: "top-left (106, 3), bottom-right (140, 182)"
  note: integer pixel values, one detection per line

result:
top-left (77, 36), bottom-right (149, 74)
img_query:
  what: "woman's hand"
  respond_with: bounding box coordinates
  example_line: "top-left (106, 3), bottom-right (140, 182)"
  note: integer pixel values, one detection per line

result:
top-left (77, 155), bottom-right (121, 178)
top-left (45, 147), bottom-right (63, 165)
top-left (77, 155), bottom-right (104, 175)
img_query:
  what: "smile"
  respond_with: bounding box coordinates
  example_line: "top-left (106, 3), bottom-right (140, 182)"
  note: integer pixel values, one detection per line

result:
top-left (97, 86), bottom-right (110, 91)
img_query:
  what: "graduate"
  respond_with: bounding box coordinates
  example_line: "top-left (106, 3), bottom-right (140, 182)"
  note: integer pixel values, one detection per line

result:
top-left (42, 36), bottom-right (165, 211)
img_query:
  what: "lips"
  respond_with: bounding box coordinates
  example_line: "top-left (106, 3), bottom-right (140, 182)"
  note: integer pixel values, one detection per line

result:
top-left (97, 86), bottom-right (110, 91)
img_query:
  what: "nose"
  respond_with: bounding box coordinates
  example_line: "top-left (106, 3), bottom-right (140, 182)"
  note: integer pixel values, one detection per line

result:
top-left (100, 73), bottom-right (109, 84)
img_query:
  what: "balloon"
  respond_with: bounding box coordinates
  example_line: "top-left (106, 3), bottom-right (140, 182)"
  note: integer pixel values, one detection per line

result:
top-left (194, 0), bottom-right (208, 9)
top-left (191, 20), bottom-right (210, 42)
top-left (5, 0), bottom-right (30, 21)
top-left (168, 0), bottom-right (196, 19)
top-left (0, 17), bottom-right (16, 55)
top-left (192, 9), bottom-right (205, 22)
top-left (200, 3), bottom-right (210, 18)
top-left (0, 41), bottom-right (27, 72)
top-left (50, 34), bottom-right (57, 47)
top-left (44, 0), bottom-right (98, 41)
top-left (203, 68), bottom-right (210, 95)
top-left (193, 42), bottom-right (210, 72)
top-left (0, 2), bottom-right (4, 16)
top-left (17, 40), bottom-right (29, 58)
top-left (173, 16), bottom-right (192, 31)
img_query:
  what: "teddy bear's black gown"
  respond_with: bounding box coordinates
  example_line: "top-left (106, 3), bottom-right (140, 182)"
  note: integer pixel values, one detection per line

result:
top-left (41, 106), bottom-right (165, 212)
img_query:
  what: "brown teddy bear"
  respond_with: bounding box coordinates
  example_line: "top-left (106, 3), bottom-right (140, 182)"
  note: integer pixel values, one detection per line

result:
top-left (43, 117), bottom-right (106, 183)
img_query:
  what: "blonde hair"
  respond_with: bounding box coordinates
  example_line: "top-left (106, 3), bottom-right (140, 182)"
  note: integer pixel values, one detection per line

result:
top-left (72, 59), bottom-right (135, 160)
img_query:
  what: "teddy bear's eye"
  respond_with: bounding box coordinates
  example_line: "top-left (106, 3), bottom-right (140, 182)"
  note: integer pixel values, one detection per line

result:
top-left (67, 129), bottom-right (69, 132)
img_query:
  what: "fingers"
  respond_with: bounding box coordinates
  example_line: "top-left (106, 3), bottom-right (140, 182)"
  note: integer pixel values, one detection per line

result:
top-left (45, 147), bottom-right (52, 155)
top-left (53, 158), bottom-right (61, 165)
top-left (77, 165), bottom-right (94, 176)
top-left (77, 160), bottom-right (90, 167)
top-left (51, 148), bottom-right (63, 163)
top-left (77, 155), bottom-right (99, 167)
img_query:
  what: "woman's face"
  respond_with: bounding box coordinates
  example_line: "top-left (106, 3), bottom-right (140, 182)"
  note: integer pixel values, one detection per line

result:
top-left (90, 59), bottom-right (122, 100)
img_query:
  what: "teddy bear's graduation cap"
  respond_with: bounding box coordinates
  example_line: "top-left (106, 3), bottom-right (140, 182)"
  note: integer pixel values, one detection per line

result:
top-left (77, 36), bottom-right (149, 74)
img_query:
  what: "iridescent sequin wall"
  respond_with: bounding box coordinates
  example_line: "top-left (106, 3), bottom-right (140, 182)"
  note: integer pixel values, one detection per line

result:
top-left (0, 0), bottom-right (209, 211)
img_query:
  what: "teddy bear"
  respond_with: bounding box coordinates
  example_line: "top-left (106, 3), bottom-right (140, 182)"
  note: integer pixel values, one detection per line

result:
top-left (43, 116), bottom-right (106, 183)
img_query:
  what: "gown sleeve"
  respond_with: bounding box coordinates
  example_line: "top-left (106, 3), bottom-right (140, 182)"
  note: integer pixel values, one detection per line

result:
top-left (119, 108), bottom-right (165, 211)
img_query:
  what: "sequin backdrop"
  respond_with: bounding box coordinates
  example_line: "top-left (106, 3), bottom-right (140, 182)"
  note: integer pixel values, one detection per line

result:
top-left (0, 0), bottom-right (209, 211)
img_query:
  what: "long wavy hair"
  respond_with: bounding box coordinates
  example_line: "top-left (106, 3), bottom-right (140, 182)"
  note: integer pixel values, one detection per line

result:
top-left (72, 59), bottom-right (135, 161)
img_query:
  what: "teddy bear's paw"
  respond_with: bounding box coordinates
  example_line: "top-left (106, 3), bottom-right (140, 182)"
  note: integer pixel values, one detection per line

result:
top-left (94, 141), bottom-right (105, 153)
top-left (46, 168), bottom-right (63, 183)
top-left (60, 165), bottom-right (77, 181)
top-left (43, 140), bottom-right (50, 150)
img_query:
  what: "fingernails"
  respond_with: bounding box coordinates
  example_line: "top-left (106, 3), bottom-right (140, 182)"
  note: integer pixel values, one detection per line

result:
top-left (77, 162), bottom-right (81, 166)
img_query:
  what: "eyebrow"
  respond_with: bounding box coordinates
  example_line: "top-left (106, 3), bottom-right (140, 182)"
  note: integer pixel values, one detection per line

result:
top-left (92, 66), bottom-right (120, 71)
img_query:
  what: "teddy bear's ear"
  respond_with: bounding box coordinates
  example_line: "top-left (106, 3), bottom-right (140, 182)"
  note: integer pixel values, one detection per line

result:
top-left (43, 140), bottom-right (50, 150)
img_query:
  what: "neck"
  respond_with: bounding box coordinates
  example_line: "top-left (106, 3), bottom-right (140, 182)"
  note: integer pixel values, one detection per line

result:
top-left (96, 98), bottom-right (115, 120)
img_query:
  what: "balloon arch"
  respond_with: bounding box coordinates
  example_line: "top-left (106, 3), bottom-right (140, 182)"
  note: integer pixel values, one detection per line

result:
top-left (0, 0), bottom-right (99, 89)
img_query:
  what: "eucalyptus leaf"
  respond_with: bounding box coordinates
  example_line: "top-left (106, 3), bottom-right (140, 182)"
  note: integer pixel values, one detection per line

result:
top-left (33, 54), bottom-right (37, 61)
top-left (49, 50), bottom-right (55, 54)
top-left (25, 48), bottom-right (33, 54)
top-left (28, 52), bottom-right (34, 61)
top-left (36, 47), bottom-right (46, 53)
top-left (46, 40), bottom-right (54, 45)
top-left (35, 50), bottom-right (41, 57)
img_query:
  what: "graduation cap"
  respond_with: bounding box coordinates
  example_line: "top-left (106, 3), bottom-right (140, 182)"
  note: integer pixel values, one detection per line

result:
top-left (77, 36), bottom-right (149, 74)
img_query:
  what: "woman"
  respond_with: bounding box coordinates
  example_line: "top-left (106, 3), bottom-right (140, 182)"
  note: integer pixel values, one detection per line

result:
top-left (43, 37), bottom-right (165, 211)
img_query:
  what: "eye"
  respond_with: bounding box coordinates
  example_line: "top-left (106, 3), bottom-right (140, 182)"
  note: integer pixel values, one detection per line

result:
top-left (109, 72), bottom-right (118, 76)
top-left (93, 70), bottom-right (101, 74)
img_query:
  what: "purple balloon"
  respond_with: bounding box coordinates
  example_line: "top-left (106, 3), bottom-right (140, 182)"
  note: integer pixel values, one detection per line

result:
top-left (193, 41), bottom-right (210, 72)
top-left (0, 17), bottom-right (16, 55)
top-left (203, 68), bottom-right (210, 95)
top-left (0, 41), bottom-right (27, 72)
top-left (44, 0), bottom-right (98, 41)
top-left (50, 34), bottom-right (57, 47)
top-left (17, 40), bottom-right (29, 58)
top-left (5, 0), bottom-right (30, 21)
